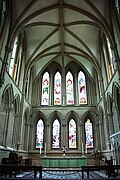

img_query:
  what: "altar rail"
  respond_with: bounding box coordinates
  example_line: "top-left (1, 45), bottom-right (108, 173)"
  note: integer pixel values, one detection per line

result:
top-left (81, 165), bottom-right (120, 179)
top-left (0, 164), bottom-right (120, 179)
top-left (0, 164), bottom-right (42, 178)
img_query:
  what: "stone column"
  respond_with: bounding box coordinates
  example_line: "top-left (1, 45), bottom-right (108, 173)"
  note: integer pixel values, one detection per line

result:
top-left (61, 58), bottom-right (66, 106)
top-left (99, 121), bottom-right (106, 150)
top-left (61, 119), bottom-right (67, 147)
top-left (6, 106), bottom-right (15, 147)
top-left (39, 75), bottom-right (42, 105)
top-left (95, 122), bottom-right (100, 150)
top-left (99, 78), bottom-right (109, 149)
top-left (112, 103), bottom-right (119, 132)
top-left (74, 74), bottom-right (79, 105)
top-left (19, 94), bottom-right (25, 150)
top-left (46, 121), bottom-right (50, 151)
top-left (0, 6), bottom-right (8, 55)
top-left (0, 103), bottom-right (6, 145)
top-left (49, 74), bottom-right (54, 105)
top-left (0, 46), bottom-right (12, 87)
top-left (78, 121), bottom-right (83, 151)
top-left (111, 43), bottom-right (120, 81)
top-left (13, 113), bottom-right (19, 149)
top-left (28, 124), bottom-right (33, 151)
top-left (25, 122), bottom-right (30, 151)
top-left (107, 112), bottom-right (114, 135)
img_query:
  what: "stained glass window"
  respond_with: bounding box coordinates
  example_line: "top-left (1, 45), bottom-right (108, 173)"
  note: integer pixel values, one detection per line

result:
top-left (41, 72), bottom-right (49, 105)
top-left (54, 72), bottom-right (61, 105)
top-left (85, 119), bottom-right (93, 148)
top-left (66, 71), bottom-right (74, 105)
top-left (69, 119), bottom-right (76, 148)
top-left (52, 119), bottom-right (60, 148)
top-left (78, 71), bottom-right (87, 104)
top-left (36, 119), bottom-right (44, 148)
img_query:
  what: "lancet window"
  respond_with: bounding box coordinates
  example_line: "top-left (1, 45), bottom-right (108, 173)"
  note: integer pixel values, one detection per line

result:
top-left (36, 119), bottom-right (44, 148)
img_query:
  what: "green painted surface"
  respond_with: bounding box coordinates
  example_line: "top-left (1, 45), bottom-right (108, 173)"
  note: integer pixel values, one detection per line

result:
top-left (42, 156), bottom-right (86, 168)
top-left (69, 159), bottom-right (77, 167)
top-left (51, 159), bottom-right (58, 167)
top-left (42, 159), bottom-right (49, 167)
top-left (60, 159), bottom-right (67, 167)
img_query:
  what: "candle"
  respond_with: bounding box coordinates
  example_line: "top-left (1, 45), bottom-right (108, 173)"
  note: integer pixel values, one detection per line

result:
top-left (45, 143), bottom-right (46, 153)
top-left (85, 145), bottom-right (87, 154)
top-left (40, 147), bottom-right (41, 154)
top-left (82, 143), bottom-right (84, 154)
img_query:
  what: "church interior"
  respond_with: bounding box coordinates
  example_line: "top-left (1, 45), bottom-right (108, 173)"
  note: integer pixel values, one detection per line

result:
top-left (0, 0), bottom-right (120, 179)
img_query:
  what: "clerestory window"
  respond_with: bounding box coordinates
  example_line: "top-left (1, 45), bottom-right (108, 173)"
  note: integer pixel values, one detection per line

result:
top-left (41, 70), bottom-right (87, 105)
top-left (41, 72), bottom-right (49, 105)
top-left (54, 72), bottom-right (62, 105)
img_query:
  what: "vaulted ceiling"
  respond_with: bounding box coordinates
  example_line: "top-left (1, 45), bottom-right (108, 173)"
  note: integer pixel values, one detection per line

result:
top-left (10, 0), bottom-right (112, 82)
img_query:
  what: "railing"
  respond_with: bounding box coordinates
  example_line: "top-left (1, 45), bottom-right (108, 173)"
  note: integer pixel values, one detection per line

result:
top-left (0, 164), bottom-right (120, 179)
top-left (0, 164), bottom-right (42, 178)
top-left (81, 165), bottom-right (120, 179)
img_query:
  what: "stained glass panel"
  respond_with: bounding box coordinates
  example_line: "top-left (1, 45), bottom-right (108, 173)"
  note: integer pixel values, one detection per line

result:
top-left (52, 119), bottom-right (60, 148)
top-left (78, 71), bottom-right (87, 104)
top-left (41, 72), bottom-right (49, 105)
top-left (36, 119), bottom-right (44, 148)
top-left (66, 71), bottom-right (74, 105)
top-left (54, 72), bottom-right (61, 105)
top-left (69, 119), bottom-right (76, 148)
top-left (85, 119), bottom-right (93, 148)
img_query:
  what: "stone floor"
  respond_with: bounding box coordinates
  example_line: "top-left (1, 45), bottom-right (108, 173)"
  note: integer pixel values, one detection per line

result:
top-left (6, 170), bottom-right (119, 179)
top-left (1, 170), bottom-right (120, 179)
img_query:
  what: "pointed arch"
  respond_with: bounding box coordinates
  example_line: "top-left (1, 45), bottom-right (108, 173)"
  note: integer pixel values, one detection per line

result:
top-left (1, 84), bottom-right (14, 107)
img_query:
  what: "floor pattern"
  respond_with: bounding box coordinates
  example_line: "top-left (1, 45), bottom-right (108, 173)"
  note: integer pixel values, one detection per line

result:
top-left (1, 170), bottom-right (120, 179)
top-left (16, 170), bottom-right (106, 179)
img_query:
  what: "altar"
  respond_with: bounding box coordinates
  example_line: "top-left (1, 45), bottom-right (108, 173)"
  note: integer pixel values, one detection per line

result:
top-left (42, 156), bottom-right (87, 168)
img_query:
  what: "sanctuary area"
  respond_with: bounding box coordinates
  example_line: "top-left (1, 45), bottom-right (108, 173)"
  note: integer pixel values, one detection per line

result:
top-left (0, 0), bottom-right (120, 179)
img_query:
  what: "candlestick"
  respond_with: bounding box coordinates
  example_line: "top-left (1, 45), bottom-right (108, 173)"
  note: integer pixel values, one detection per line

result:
top-left (40, 146), bottom-right (41, 154)
top-left (82, 143), bottom-right (84, 155)
top-left (85, 144), bottom-right (87, 154)
top-left (45, 143), bottom-right (46, 153)
top-left (44, 143), bottom-right (46, 157)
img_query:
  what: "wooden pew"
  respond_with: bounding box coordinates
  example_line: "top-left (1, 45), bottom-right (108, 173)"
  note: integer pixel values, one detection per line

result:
top-left (81, 165), bottom-right (120, 179)
top-left (0, 164), bottom-right (42, 178)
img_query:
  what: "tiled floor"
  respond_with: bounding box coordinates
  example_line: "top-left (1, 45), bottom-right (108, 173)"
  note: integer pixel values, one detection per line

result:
top-left (16, 170), bottom-right (107, 179)
top-left (1, 170), bottom-right (120, 179)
